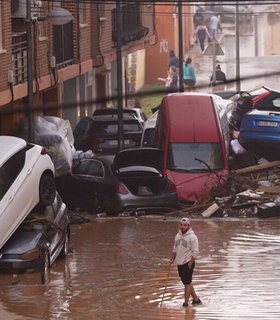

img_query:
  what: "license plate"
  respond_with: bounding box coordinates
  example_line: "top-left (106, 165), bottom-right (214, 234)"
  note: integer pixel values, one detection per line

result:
top-left (109, 140), bottom-right (118, 145)
top-left (109, 140), bottom-right (130, 145)
top-left (257, 121), bottom-right (278, 127)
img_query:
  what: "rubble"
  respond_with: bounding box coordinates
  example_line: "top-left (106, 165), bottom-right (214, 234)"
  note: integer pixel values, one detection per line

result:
top-left (166, 156), bottom-right (280, 219)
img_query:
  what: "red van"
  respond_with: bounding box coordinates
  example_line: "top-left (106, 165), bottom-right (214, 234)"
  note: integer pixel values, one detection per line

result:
top-left (154, 92), bottom-right (229, 204)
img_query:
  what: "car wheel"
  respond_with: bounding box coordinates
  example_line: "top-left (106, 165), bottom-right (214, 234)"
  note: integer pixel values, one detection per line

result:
top-left (41, 252), bottom-right (50, 285)
top-left (58, 229), bottom-right (70, 259)
top-left (87, 193), bottom-right (103, 214)
top-left (39, 174), bottom-right (56, 206)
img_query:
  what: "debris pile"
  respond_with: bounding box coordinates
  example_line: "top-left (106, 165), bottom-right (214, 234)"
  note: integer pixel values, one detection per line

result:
top-left (168, 159), bottom-right (280, 219)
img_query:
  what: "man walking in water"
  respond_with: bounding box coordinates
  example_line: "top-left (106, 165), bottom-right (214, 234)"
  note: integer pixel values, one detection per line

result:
top-left (170, 217), bottom-right (202, 307)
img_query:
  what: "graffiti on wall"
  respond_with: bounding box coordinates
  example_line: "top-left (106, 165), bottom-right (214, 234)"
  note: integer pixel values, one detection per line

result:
top-left (160, 39), bottom-right (169, 53)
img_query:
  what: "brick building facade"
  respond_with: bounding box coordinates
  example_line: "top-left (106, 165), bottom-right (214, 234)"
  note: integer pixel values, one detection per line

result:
top-left (0, 1), bottom-right (156, 135)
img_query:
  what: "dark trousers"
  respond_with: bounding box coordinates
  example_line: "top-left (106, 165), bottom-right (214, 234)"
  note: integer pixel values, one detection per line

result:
top-left (198, 36), bottom-right (206, 52)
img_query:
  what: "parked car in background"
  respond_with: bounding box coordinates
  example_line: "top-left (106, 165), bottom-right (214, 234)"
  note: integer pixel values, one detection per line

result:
top-left (93, 107), bottom-right (147, 127)
top-left (0, 136), bottom-right (56, 250)
top-left (56, 147), bottom-right (179, 215)
top-left (0, 192), bottom-right (70, 282)
top-left (141, 111), bottom-right (158, 147)
top-left (73, 114), bottom-right (143, 155)
top-left (238, 95), bottom-right (280, 160)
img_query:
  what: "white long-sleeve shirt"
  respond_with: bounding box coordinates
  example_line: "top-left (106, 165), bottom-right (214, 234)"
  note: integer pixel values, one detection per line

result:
top-left (173, 228), bottom-right (199, 266)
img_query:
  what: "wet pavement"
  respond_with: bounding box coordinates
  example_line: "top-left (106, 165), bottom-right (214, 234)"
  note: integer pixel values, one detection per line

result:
top-left (1, 216), bottom-right (280, 320)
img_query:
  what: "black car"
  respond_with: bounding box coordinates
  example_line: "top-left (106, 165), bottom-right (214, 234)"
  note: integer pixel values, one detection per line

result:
top-left (228, 87), bottom-right (280, 130)
top-left (56, 147), bottom-right (179, 215)
top-left (93, 107), bottom-right (147, 127)
top-left (73, 114), bottom-right (143, 155)
top-left (0, 192), bottom-right (70, 279)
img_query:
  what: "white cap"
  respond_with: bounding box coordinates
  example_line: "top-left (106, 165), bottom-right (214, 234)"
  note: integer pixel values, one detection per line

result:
top-left (180, 217), bottom-right (190, 224)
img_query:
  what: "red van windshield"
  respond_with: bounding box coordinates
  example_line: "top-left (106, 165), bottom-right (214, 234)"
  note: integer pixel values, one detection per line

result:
top-left (166, 142), bottom-right (224, 172)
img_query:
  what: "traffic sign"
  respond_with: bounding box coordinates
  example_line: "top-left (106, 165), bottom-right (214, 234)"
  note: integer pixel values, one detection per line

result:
top-left (204, 37), bottom-right (224, 56)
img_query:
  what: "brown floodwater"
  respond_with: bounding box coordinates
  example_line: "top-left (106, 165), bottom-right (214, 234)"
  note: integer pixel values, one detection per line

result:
top-left (0, 216), bottom-right (280, 320)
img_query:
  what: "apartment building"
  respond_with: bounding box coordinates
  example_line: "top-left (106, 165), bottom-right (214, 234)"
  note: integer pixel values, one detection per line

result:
top-left (0, 1), bottom-right (156, 135)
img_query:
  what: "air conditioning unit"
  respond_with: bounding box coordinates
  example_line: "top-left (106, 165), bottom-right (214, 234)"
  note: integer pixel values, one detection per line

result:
top-left (11, 0), bottom-right (27, 18)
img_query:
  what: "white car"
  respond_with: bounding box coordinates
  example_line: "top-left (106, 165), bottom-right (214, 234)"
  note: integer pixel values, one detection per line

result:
top-left (0, 136), bottom-right (56, 249)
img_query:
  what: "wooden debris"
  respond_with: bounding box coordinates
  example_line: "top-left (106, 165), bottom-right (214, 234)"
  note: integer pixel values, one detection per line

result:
top-left (256, 185), bottom-right (280, 195)
top-left (234, 160), bottom-right (280, 175)
top-left (201, 203), bottom-right (220, 218)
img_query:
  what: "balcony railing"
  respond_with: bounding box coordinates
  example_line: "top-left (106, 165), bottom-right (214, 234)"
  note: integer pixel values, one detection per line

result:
top-left (112, 3), bottom-right (149, 46)
top-left (11, 32), bottom-right (27, 85)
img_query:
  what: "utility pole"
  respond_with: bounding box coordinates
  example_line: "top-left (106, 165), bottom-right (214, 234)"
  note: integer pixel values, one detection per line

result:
top-left (116, 1), bottom-right (124, 152)
top-left (26, 0), bottom-right (34, 142)
top-left (178, 0), bottom-right (184, 92)
top-left (235, 1), bottom-right (241, 91)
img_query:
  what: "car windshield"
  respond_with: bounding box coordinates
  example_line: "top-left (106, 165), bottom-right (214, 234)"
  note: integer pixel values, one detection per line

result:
top-left (90, 121), bottom-right (142, 134)
top-left (167, 143), bottom-right (224, 172)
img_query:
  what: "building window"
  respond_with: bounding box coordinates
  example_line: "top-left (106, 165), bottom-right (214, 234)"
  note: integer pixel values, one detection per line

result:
top-left (112, 3), bottom-right (149, 46)
top-left (98, 1), bottom-right (105, 18)
top-left (79, 2), bottom-right (85, 24)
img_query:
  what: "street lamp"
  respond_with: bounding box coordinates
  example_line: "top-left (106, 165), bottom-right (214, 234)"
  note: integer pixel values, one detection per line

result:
top-left (26, 5), bottom-right (73, 142)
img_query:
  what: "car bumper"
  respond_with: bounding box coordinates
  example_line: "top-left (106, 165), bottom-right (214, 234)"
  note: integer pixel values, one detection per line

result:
top-left (239, 132), bottom-right (280, 149)
top-left (0, 256), bottom-right (45, 274)
top-left (104, 193), bottom-right (179, 215)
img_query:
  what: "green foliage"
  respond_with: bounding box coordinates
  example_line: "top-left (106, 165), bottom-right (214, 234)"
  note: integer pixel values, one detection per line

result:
top-left (136, 84), bottom-right (165, 118)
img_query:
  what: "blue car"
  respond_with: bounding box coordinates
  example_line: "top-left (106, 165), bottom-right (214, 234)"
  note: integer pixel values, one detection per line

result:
top-left (238, 96), bottom-right (280, 159)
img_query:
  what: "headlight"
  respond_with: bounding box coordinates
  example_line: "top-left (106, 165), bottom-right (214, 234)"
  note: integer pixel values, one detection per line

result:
top-left (20, 249), bottom-right (40, 260)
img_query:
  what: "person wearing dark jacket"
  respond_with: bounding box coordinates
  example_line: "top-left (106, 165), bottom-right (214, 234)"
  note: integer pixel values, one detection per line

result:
top-left (167, 50), bottom-right (179, 70)
top-left (210, 64), bottom-right (227, 91)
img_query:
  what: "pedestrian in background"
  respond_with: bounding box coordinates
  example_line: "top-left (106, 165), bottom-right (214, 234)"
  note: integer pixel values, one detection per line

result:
top-left (170, 217), bottom-right (202, 308)
top-left (210, 64), bottom-right (227, 91)
top-left (208, 13), bottom-right (222, 39)
top-left (167, 49), bottom-right (179, 70)
top-left (183, 58), bottom-right (196, 92)
top-left (158, 66), bottom-right (178, 94)
top-left (193, 21), bottom-right (210, 53)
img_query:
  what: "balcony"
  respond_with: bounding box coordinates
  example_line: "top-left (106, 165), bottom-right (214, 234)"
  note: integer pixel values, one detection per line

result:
top-left (112, 3), bottom-right (149, 46)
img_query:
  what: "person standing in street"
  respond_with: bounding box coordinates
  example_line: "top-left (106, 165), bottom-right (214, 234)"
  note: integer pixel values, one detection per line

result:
top-left (208, 13), bottom-right (222, 39)
top-left (210, 64), bottom-right (227, 91)
top-left (167, 49), bottom-right (179, 70)
top-left (193, 21), bottom-right (210, 53)
top-left (158, 66), bottom-right (178, 94)
top-left (170, 217), bottom-right (202, 308)
top-left (183, 58), bottom-right (196, 92)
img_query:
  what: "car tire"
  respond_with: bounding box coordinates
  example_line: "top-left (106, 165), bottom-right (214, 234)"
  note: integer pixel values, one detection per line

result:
top-left (39, 174), bottom-right (56, 206)
top-left (87, 193), bottom-right (103, 214)
top-left (58, 228), bottom-right (70, 259)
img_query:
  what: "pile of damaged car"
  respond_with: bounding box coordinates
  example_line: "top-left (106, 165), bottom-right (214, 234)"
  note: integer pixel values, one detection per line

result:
top-left (2, 91), bottom-right (280, 283)
top-left (0, 135), bottom-right (70, 284)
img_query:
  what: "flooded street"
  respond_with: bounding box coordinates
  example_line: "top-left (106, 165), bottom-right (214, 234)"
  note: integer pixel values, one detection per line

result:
top-left (1, 217), bottom-right (280, 320)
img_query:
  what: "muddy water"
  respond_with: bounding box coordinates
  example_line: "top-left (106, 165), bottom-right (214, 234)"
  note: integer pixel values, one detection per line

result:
top-left (0, 217), bottom-right (280, 320)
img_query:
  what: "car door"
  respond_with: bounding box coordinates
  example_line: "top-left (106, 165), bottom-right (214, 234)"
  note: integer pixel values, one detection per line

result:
top-left (0, 152), bottom-right (23, 248)
top-left (73, 158), bottom-right (113, 210)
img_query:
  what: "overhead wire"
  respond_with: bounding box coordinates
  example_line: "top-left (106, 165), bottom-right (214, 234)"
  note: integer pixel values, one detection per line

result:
top-left (3, 0), bottom-right (280, 113)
